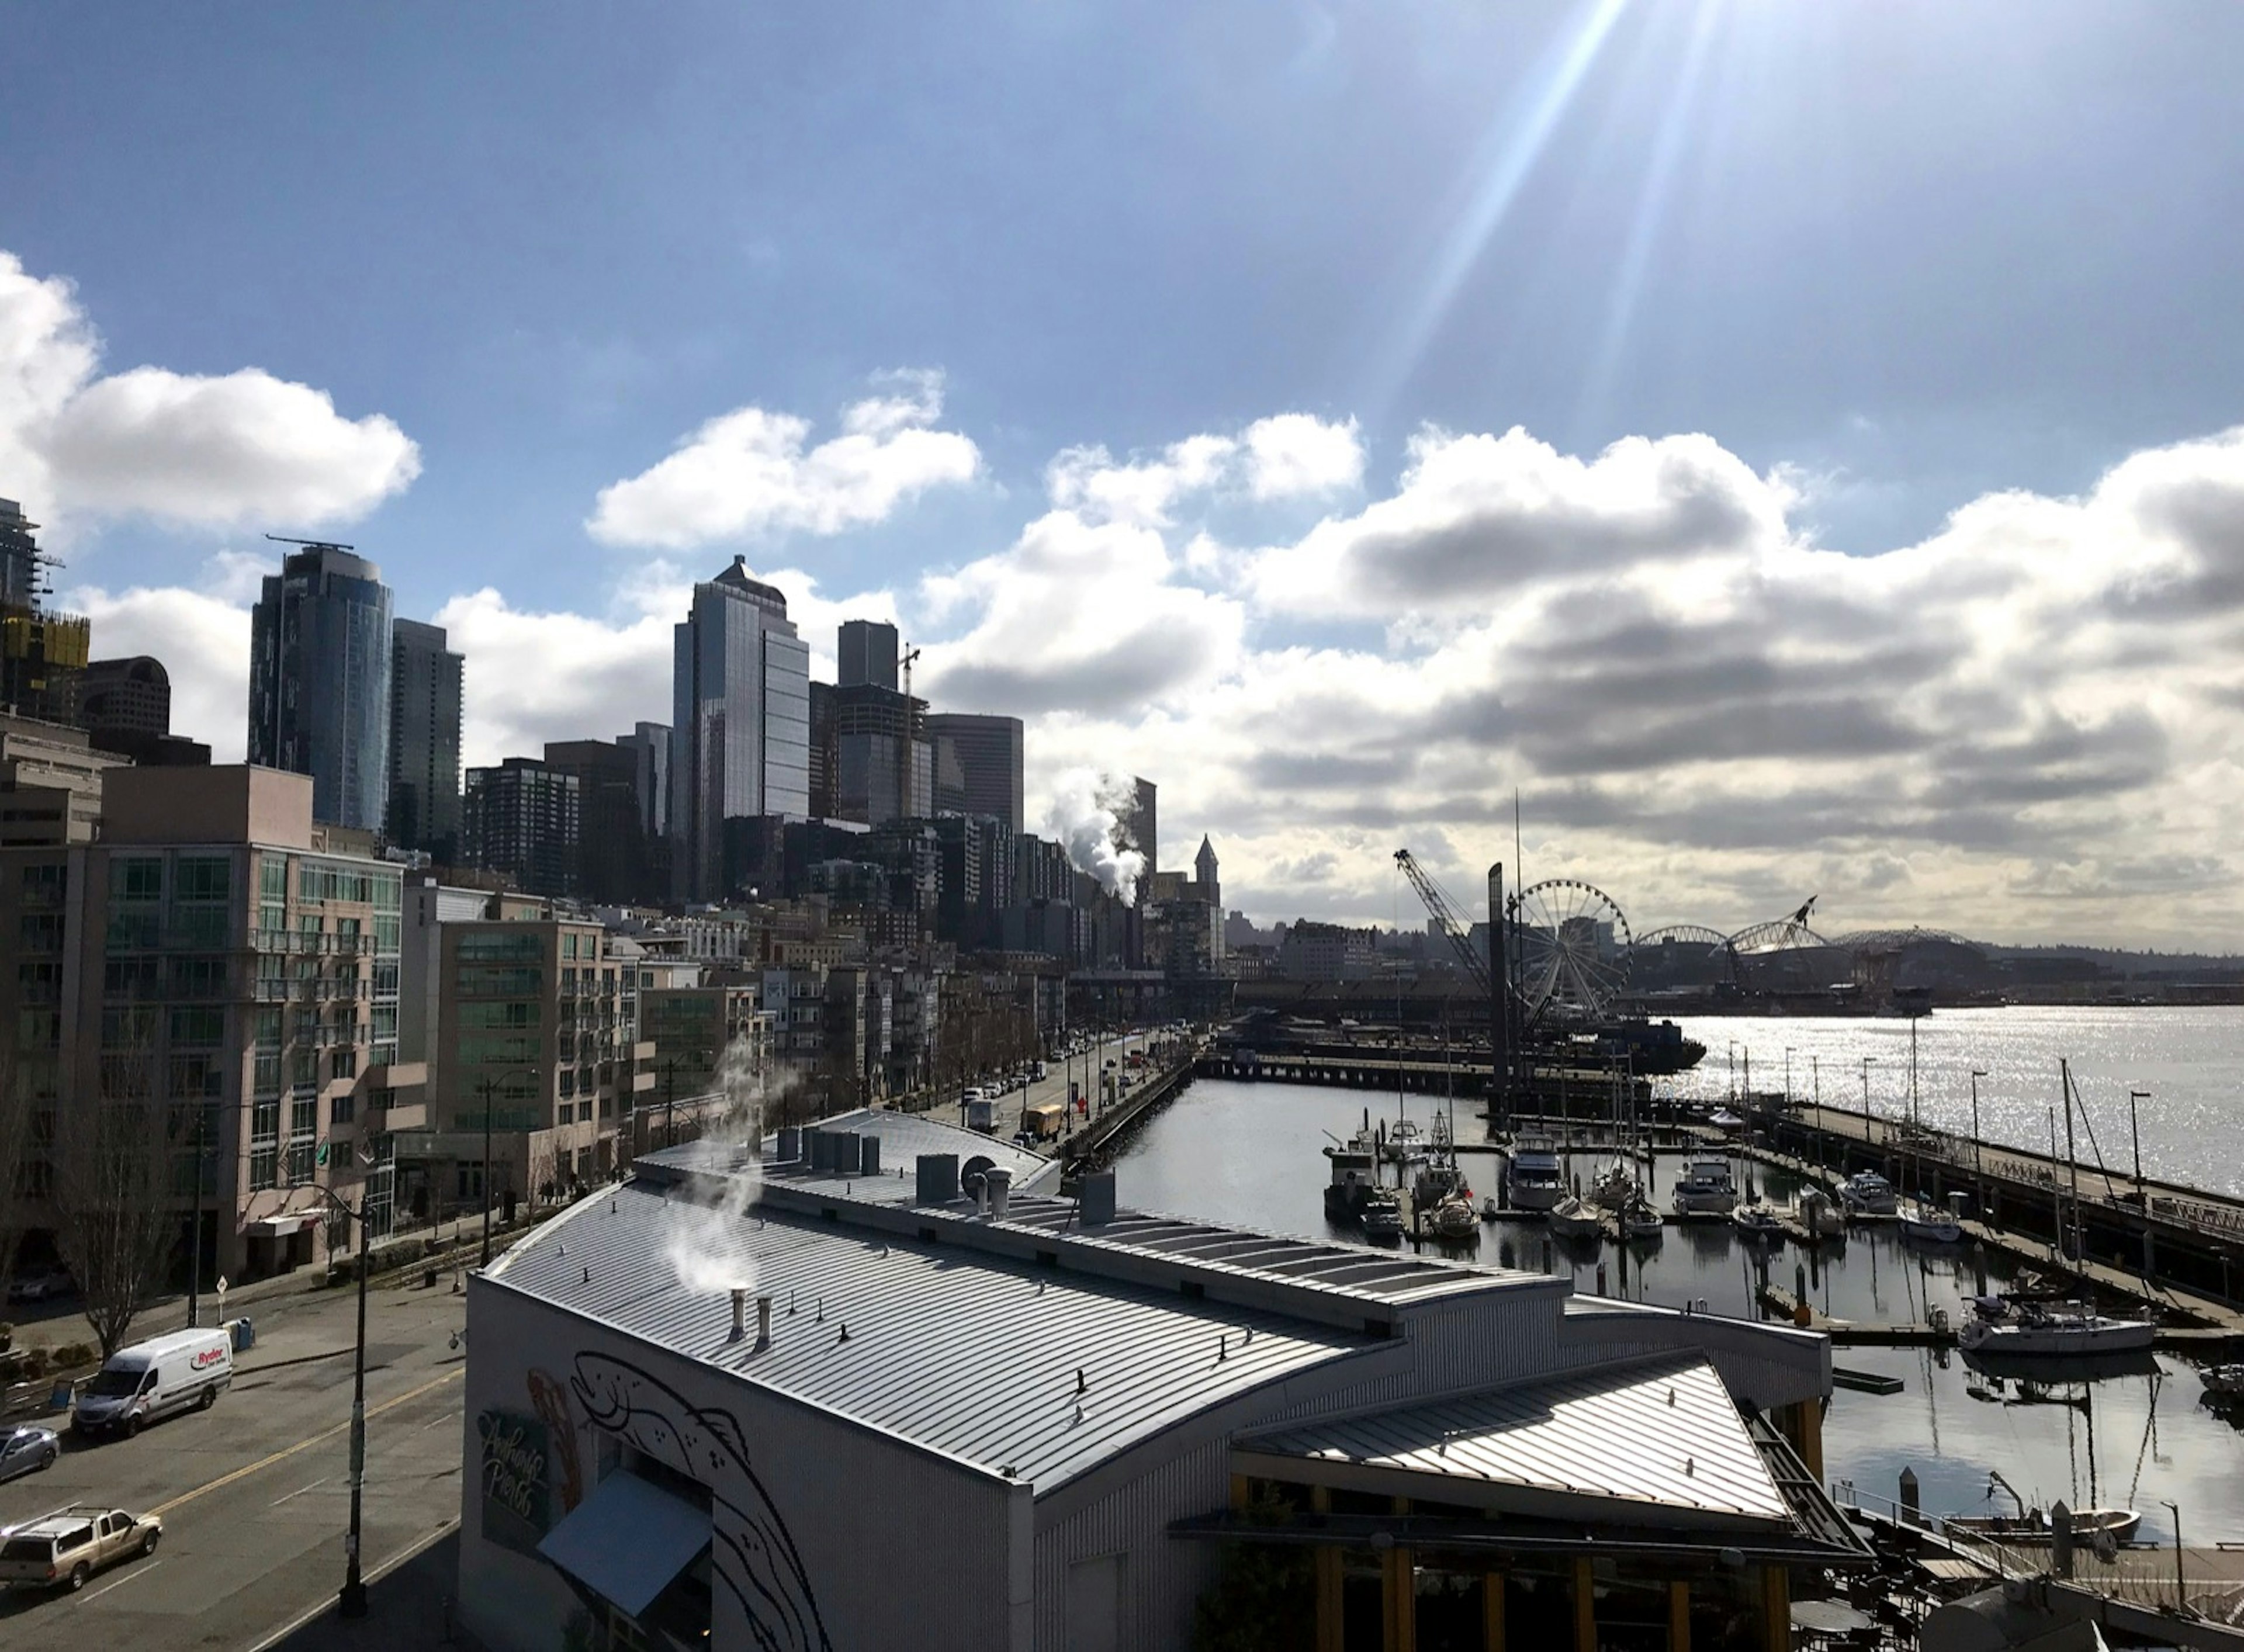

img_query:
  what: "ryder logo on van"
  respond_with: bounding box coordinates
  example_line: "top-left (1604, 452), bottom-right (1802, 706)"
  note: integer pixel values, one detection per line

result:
top-left (192, 1349), bottom-right (226, 1370)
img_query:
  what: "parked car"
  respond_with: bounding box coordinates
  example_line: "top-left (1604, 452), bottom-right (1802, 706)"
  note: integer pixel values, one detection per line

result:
top-left (0, 1426), bottom-right (58, 1483)
top-left (72, 1327), bottom-right (234, 1440)
top-left (7, 1268), bottom-right (71, 1304)
top-left (0, 1506), bottom-right (161, 1592)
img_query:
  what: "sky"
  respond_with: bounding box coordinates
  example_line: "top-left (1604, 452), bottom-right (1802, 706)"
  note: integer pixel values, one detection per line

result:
top-left (5, 1), bottom-right (2244, 947)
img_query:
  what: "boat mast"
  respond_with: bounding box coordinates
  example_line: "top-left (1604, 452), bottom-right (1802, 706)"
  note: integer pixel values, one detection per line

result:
top-left (2062, 1059), bottom-right (2083, 1262)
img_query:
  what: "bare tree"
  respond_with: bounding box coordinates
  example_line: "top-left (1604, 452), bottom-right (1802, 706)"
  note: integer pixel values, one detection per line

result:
top-left (53, 1047), bottom-right (178, 1359)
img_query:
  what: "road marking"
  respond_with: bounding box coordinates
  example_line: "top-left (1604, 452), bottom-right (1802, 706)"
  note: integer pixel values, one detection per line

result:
top-left (78, 1557), bottom-right (161, 1604)
top-left (241, 1517), bottom-right (460, 1652)
top-left (150, 1367), bottom-right (463, 1518)
top-left (271, 1477), bottom-right (328, 1506)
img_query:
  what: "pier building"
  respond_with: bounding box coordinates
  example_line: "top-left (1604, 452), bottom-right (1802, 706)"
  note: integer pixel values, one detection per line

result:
top-left (459, 1110), bottom-right (1862, 1651)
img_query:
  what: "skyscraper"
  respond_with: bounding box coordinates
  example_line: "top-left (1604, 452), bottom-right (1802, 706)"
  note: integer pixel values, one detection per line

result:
top-left (837, 618), bottom-right (899, 691)
top-left (464, 756), bottom-right (580, 896)
top-left (925, 712), bottom-right (1024, 831)
top-left (387, 618), bottom-right (463, 860)
top-left (248, 543), bottom-right (393, 832)
top-left (615, 721), bottom-right (672, 841)
top-left (0, 499), bottom-right (89, 723)
top-left (671, 556), bottom-right (811, 900)
top-left (827, 619), bottom-right (930, 826)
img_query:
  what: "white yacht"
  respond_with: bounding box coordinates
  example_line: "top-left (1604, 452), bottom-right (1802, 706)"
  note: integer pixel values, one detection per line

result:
top-left (1670, 1158), bottom-right (1738, 1217)
top-left (1959, 1297), bottom-right (2154, 1356)
top-left (1840, 1170), bottom-right (1899, 1217)
top-left (1504, 1141), bottom-right (1565, 1213)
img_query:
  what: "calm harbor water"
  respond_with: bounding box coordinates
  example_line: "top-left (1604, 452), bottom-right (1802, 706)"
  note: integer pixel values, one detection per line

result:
top-left (1668, 1007), bottom-right (2244, 1196)
top-left (1111, 1070), bottom-right (2244, 1543)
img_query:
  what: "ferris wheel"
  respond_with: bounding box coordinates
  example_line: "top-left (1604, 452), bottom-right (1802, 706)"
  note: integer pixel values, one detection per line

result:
top-left (1508, 878), bottom-right (1632, 1024)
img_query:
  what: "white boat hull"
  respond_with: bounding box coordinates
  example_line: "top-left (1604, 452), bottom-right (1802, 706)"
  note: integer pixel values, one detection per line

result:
top-left (1959, 1319), bottom-right (2155, 1356)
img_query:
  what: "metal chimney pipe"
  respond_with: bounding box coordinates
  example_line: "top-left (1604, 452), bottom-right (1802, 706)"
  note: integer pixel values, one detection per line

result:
top-left (985, 1165), bottom-right (1012, 1221)
top-left (755, 1293), bottom-right (773, 1350)
top-left (729, 1288), bottom-right (747, 1342)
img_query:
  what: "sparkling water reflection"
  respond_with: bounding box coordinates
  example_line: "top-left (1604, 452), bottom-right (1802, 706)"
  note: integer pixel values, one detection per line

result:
top-left (1113, 1076), bottom-right (2244, 1542)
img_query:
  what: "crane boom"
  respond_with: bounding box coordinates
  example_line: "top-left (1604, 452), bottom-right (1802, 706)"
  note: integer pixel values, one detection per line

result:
top-left (1394, 849), bottom-right (1491, 996)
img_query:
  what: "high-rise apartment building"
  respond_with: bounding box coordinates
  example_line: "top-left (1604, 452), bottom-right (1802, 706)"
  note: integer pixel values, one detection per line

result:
top-left (0, 765), bottom-right (422, 1284)
top-left (926, 712), bottom-right (1025, 831)
top-left (0, 500), bottom-right (89, 724)
top-left (1119, 776), bottom-right (1156, 877)
top-left (615, 722), bottom-right (671, 841)
top-left (248, 544), bottom-right (393, 832)
top-left (545, 738), bottom-right (656, 903)
top-left (387, 618), bottom-right (463, 860)
top-left (464, 757), bottom-right (580, 897)
top-left (670, 557), bottom-right (811, 900)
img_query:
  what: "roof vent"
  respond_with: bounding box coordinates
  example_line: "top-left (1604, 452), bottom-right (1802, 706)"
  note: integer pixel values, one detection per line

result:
top-left (831, 1131), bottom-right (863, 1176)
top-left (729, 1289), bottom-right (747, 1343)
top-left (808, 1131), bottom-right (834, 1173)
top-left (756, 1293), bottom-right (773, 1350)
top-left (916, 1153), bottom-right (958, 1204)
top-left (775, 1125), bottom-right (802, 1163)
top-left (859, 1134), bottom-right (881, 1176)
top-left (984, 1165), bottom-right (1012, 1221)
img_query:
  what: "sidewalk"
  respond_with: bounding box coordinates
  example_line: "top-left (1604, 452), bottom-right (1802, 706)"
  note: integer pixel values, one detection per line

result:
top-left (252, 1524), bottom-right (484, 1652)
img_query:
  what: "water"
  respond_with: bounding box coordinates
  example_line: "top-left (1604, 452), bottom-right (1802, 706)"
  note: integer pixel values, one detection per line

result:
top-left (1668, 1007), bottom-right (2244, 1196)
top-left (1113, 1073), bottom-right (2244, 1542)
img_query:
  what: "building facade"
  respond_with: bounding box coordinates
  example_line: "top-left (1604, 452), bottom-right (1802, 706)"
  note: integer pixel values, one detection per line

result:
top-left (2, 766), bottom-right (425, 1283)
top-left (925, 712), bottom-right (1025, 831)
top-left (248, 544), bottom-right (394, 832)
top-left (464, 757), bottom-right (581, 898)
top-left (671, 558), bottom-right (811, 901)
top-left (387, 617), bottom-right (464, 860)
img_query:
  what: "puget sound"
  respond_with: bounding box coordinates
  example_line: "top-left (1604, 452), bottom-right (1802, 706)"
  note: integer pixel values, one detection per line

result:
top-left (1111, 1007), bottom-right (2244, 1546)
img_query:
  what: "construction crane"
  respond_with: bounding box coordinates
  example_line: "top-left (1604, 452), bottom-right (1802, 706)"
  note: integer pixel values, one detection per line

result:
top-left (899, 642), bottom-right (923, 818)
top-left (1395, 849), bottom-right (1490, 996)
top-left (263, 534), bottom-right (356, 552)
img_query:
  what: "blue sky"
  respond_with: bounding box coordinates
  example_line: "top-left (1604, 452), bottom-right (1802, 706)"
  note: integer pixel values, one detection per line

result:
top-left (6, 1), bottom-right (2244, 943)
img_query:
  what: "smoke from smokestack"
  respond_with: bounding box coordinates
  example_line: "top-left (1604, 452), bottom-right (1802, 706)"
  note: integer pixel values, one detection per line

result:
top-left (1043, 768), bottom-right (1147, 905)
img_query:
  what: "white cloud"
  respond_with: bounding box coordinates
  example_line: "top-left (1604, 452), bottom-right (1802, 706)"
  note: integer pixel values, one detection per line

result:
top-left (1242, 413), bottom-right (1363, 500)
top-left (0, 249), bottom-right (419, 533)
top-left (1044, 434), bottom-right (1237, 528)
top-left (61, 562), bottom-right (258, 762)
top-left (586, 370), bottom-right (980, 549)
top-left (45, 366), bottom-right (419, 528)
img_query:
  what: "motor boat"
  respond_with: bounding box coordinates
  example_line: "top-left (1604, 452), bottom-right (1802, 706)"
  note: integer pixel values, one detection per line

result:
top-left (1548, 1196), bottom-right (1604, 1241)
top-left (1323, 1121), bottom-right (1382, 1221)
top-left (1708, 1109), bottom-right (1747, 1133)
top-left (2201, 1364), bottom-right (2244, 1399)
top-left (1959, 1297), bottom-right (2155, 1356)
top-left (1381, 1118), bottom-right (1426, 1163)
top-left (1360, 1192), bottom-right (1404, 1241)
top-left (1840, 1171), bottom-right (1899, 1217)
top-left (1899, 1201), bottom-right (1965, 1244)
top-left (1620, 1199), bottom-right (1664, 1241)
top-left (1504, 1140), bottom-right (1566, 1214)
top-left (1948, 1508), bottom-right (2143, 1547)
top-left (1732, 1204), bottom-right (1785, 1244)
top-left (1796, 1189), bottom-right (1845, 1238)
top-left (1671, 1158), bottom-right (1739, 1217)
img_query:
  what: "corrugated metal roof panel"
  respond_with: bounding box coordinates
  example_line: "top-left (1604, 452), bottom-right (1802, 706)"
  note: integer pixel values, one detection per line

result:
top-left (1239, 1356), bottom-right (1790, 1523)
top-left (490, 1180), bottom-right (1378, 1493)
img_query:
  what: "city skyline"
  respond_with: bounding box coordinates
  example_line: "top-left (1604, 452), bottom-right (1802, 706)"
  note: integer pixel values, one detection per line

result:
top-left (5, 5), bottom-right (2243, 946)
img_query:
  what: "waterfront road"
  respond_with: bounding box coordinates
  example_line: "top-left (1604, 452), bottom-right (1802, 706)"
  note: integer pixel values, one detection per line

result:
top-left (0, 1276), bottom-right (466, 1652)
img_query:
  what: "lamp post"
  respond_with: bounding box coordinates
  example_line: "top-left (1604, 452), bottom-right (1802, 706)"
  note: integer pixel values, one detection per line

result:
top-left (2128, 1090), bottom-right (2149, 1201)
top-left (1970, 1069), bottom-right (1989, 1187)
top-left (2162, 1499), bottom-right (2184, 1612)
top-left (476, 1066), bottom-right (545, 1267)
top-left (1860, 1057), bottom-right (1878, 1145)
top-left (1783, 1047), bottom-right (1795, 1110)
top-left (295, 1183), bottom-right (373, 1618)
top-left (187, 1103), bottom-right (208, 1328)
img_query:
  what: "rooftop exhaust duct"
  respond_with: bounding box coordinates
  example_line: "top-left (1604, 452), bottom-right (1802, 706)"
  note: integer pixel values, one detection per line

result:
top-left (756, 1293), bottom-right (773, 1351)
top-left (729, 1289), bottom-right (747, 1343)
top-left (775, 1125), bottom-right (802, 1164)
top-left (832, 1131), bottom-right (863, 1176)
top-left (809, 1130), bottom-right (834, 1173)
top-left (1080, 1171), bottom-right (1117, 1226)
top-left (916, 1153), bottom-right (958, 1204)
top-left (985, 1166), bottom-right (1012, 1222)
top-left (859, 1135), bottom-right (881, 1176)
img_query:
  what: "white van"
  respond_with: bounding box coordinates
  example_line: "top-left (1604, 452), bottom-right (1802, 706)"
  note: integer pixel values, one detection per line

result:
top-left (72, 1328), bottom-right (233, 1440)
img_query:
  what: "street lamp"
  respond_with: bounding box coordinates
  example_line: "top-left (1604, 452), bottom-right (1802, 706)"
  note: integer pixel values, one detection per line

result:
top-left (1783, 1047), bottom-right (1795, 1110)
top-left (475, 1067), bottom-right (544, 1268)
top-left (2128, 1090), bottom-right (2149, 1201)
top-left (1860, 1058), bottom-right (1878, 1144)
top-left (1970, 1069), bottom-right (1990, 1187)
top-left (295, 1182), bottom-right (374, 1618)
top-left (2161, 1499), bottom-right (2184, 1612)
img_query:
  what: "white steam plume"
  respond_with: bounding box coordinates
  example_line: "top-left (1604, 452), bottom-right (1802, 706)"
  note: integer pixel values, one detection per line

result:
top-left (1043, 768), bottom-right (1147, 906)
top-left (663, 1037), bottom-right (794, 1294)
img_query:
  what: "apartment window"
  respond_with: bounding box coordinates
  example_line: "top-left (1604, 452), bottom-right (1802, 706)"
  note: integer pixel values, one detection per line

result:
top-left (170, 955), bottom-right (228, 996)
top-left (110, 858), bottom-right (162, 901)
top-left (174, 857), bottom-right (231, 902)
top-left (101, 1005), bottom-right (158, 1049)
top-left (15, 1010), bottom-right (60, 1050)
top-left (330, 1049), bottom-right (358, 1082)
top-left (18, 863), bottom-right (65, 906)
top-left (250, 1097), bottom-right (280, 1190)
top-left (169, 1006), bottom-right (225, 1047)
top-left (259, 857), bottom-right (289, 901)
top-left (15, 961), bottom-right (58, 1006)
top-left (331, 1092), bottom-right (356, 1126)
top-left (168, 1054), bottom-right (223, 1099)
top-left (17, 914), bottom-right (62, 953)
top-left (457, 931), bottom-right (543, 964)
top-left (559, 1070), bottom-right (576, 1099)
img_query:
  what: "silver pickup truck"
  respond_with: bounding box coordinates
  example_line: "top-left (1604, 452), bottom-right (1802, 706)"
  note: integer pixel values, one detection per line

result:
top-left (0, 1506), bottom-right (162, 1592)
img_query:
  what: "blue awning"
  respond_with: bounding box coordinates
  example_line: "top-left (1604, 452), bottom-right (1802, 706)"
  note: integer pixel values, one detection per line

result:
top-left (536, 1471), bottom-right (709, 1619)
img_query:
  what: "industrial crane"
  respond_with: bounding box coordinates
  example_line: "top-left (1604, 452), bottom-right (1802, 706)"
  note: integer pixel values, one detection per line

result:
top-left (1394, 850), bottom-right (1491, 996)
